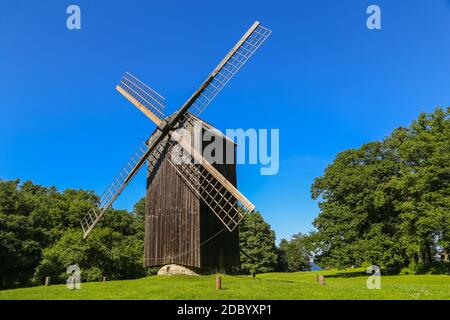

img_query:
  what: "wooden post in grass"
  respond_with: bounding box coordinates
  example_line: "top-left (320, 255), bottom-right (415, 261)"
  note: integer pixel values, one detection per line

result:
top-left (45, 276), bottom-right (50, 286)
top-left (102, 277), bottom-right (106, 282)
top-left (215, 276), bottom-right (222, 290)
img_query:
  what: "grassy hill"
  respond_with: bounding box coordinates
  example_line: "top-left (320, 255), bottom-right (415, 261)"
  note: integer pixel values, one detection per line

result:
top-left (0, 269), bottom-right (449, 300)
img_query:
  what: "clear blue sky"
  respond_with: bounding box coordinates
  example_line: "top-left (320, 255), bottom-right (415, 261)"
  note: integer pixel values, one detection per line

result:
top-left (1, 0), bottom-right (450, 241)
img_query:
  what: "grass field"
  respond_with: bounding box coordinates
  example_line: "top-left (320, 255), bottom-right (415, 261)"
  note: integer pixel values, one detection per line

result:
top-left (0, 269), bottom-right (449, 300)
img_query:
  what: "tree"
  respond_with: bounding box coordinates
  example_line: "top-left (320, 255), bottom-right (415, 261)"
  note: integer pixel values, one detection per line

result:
top-left (0, 179), bottom-right (146, 288)
top-left (276, 239), bottom-right (289, 272)
top-left (396, 109), bottom-right (450, 265)
top-left (0, 180), bottom-right (98, 287)
top-left (0, 181), bottom-right (42, 287)
top-left (239, 211), bottom-right (278, 274)
top-left (310, 108), bottom-right (450, 271)
top-left (279, 234), bottom-right (312, 272)
top-left (131, 197), bottom-right (146, 240)
top-left (33, 228), bottom-right (145, 284)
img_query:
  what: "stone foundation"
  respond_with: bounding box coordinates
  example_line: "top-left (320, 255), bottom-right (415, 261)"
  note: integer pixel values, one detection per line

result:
top-left (156, 264), bottom-right (233, 276)
top-left (157, 264), bottom-right (200, 276)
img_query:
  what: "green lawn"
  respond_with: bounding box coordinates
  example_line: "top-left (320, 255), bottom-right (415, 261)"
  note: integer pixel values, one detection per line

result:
top-left (0, 269), bottom-right (449, 300)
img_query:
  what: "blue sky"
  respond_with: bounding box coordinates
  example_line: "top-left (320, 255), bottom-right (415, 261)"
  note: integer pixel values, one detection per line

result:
top-left (1, 0), bottom-right (449, 241)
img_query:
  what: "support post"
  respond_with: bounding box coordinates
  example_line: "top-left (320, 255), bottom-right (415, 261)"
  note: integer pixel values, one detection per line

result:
top-left (215, 276), bottom-right (222, 290)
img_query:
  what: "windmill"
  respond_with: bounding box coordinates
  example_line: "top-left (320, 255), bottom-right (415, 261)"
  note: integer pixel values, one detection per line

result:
top-left (80, 21), bottom-right (271, 271)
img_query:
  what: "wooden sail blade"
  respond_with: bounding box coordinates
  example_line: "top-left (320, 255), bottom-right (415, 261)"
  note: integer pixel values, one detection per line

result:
top-left (178, 21), bottom-right (271, 118)
top-left (80, 133), bottom-right (167, 238)
top-left (82, 21), bottom-right (270, 238)
top-left (116, 72), bottom-right (165, 127)
top-left (167, 129), bottom-right (255, 231)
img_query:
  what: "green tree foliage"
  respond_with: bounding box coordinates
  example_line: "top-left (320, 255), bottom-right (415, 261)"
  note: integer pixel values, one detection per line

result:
top-left (278, 234), bottom-right (312, 272)
top-left (311, 108), bottom-right (450, 271)
top-left (0, 180), bottom-right (145, 288)
top-left (276, 239), bottom-right (289, 271)
top-left (239, 211), bottom-right (278, 274)
top-left (33, 228), bottom-right (145, 284)
top-left (131, 197), bottom-right (146, 240)
top-left (0, 182), bottom-right (43, 288)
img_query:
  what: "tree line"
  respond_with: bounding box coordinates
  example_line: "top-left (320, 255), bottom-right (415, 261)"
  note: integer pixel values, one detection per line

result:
top-left (0, 185), bottom-right (309, 289)
top-left (310, 107), bottom-right (449, 272)
top-left (0, 108), bottom-right (448, 289)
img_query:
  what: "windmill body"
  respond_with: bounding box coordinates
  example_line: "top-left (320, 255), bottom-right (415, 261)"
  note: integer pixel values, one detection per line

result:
top-left (144, 115), bottom-right (239, 270)
top-left (80, 21), bottom-right (271, 273)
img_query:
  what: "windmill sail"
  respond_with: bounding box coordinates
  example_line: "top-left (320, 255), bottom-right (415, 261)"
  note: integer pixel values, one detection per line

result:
top-left (150, 21), bottom-right (270, 229)
top-left (187, 22), bottom-right (271, 117)
top-left (81, 133), bottom-right (166, 238)
top-left (167, 141), bottom-right (254, 231)
top-left (81, 21), bottom-right (270, 239)
top-left (116, 72), bottom-right (166, 126)
top-left (166, 114), bottom-right (255, 231)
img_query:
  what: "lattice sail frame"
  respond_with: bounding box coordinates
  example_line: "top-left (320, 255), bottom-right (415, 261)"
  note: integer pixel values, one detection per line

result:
top-left (158, 23), bottom-right (271, 230)
top-left (189, 23), bottom-right (271, 117)
top-left (117, 72), bottom-right (166, 119)
top-left (81, 21), bottom-right (271, 238)
top-left (166, 114), bottom-right (252, 231)
top-left (141, 112), bottom-right (254, 232)
top-left (80, 139), bottom-right (154, 237)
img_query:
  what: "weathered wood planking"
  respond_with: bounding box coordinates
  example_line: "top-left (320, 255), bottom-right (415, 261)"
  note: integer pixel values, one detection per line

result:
top-left (200, 138), bottom-right (239, 268)
top-left (144, 123), bottom-right (239, 269)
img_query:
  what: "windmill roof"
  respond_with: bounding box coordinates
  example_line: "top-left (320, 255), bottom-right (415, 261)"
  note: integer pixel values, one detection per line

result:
top-left (187, 113), bottom-right (236, 145)
top-left (147, 112), bottom-right (236, 146)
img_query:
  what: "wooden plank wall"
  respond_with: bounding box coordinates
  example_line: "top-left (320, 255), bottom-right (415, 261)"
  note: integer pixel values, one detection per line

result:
top-left (144, 126), bottom-right (240, 270)
top-left (200, 158), bottom-right (240, 269)
top-left (144, 147), bottom-right (201, 268)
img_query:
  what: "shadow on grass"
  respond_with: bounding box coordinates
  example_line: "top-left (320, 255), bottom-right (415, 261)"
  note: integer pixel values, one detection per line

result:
top-left (253, 277), bottom-right (296, 284)
top-left (405, 262), bottom-right (450, 275)
top-left (321, 271), bottom-right (367, 279)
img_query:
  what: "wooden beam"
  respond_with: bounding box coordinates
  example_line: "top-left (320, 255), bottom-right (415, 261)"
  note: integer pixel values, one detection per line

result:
top-left (211, 21), bottom-right (260, 77)
top-left (116, 85), bottom-right (163, 127)
top-left (83, 130), bottom-right (167, 239)
top-left (170, 130), bottom-right (255, 212)
top-left (167, 21), bottom-right (261, 126)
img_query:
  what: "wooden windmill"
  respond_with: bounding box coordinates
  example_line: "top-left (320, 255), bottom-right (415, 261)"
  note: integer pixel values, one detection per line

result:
top-left (80, 21), bottom-right (271, 271)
